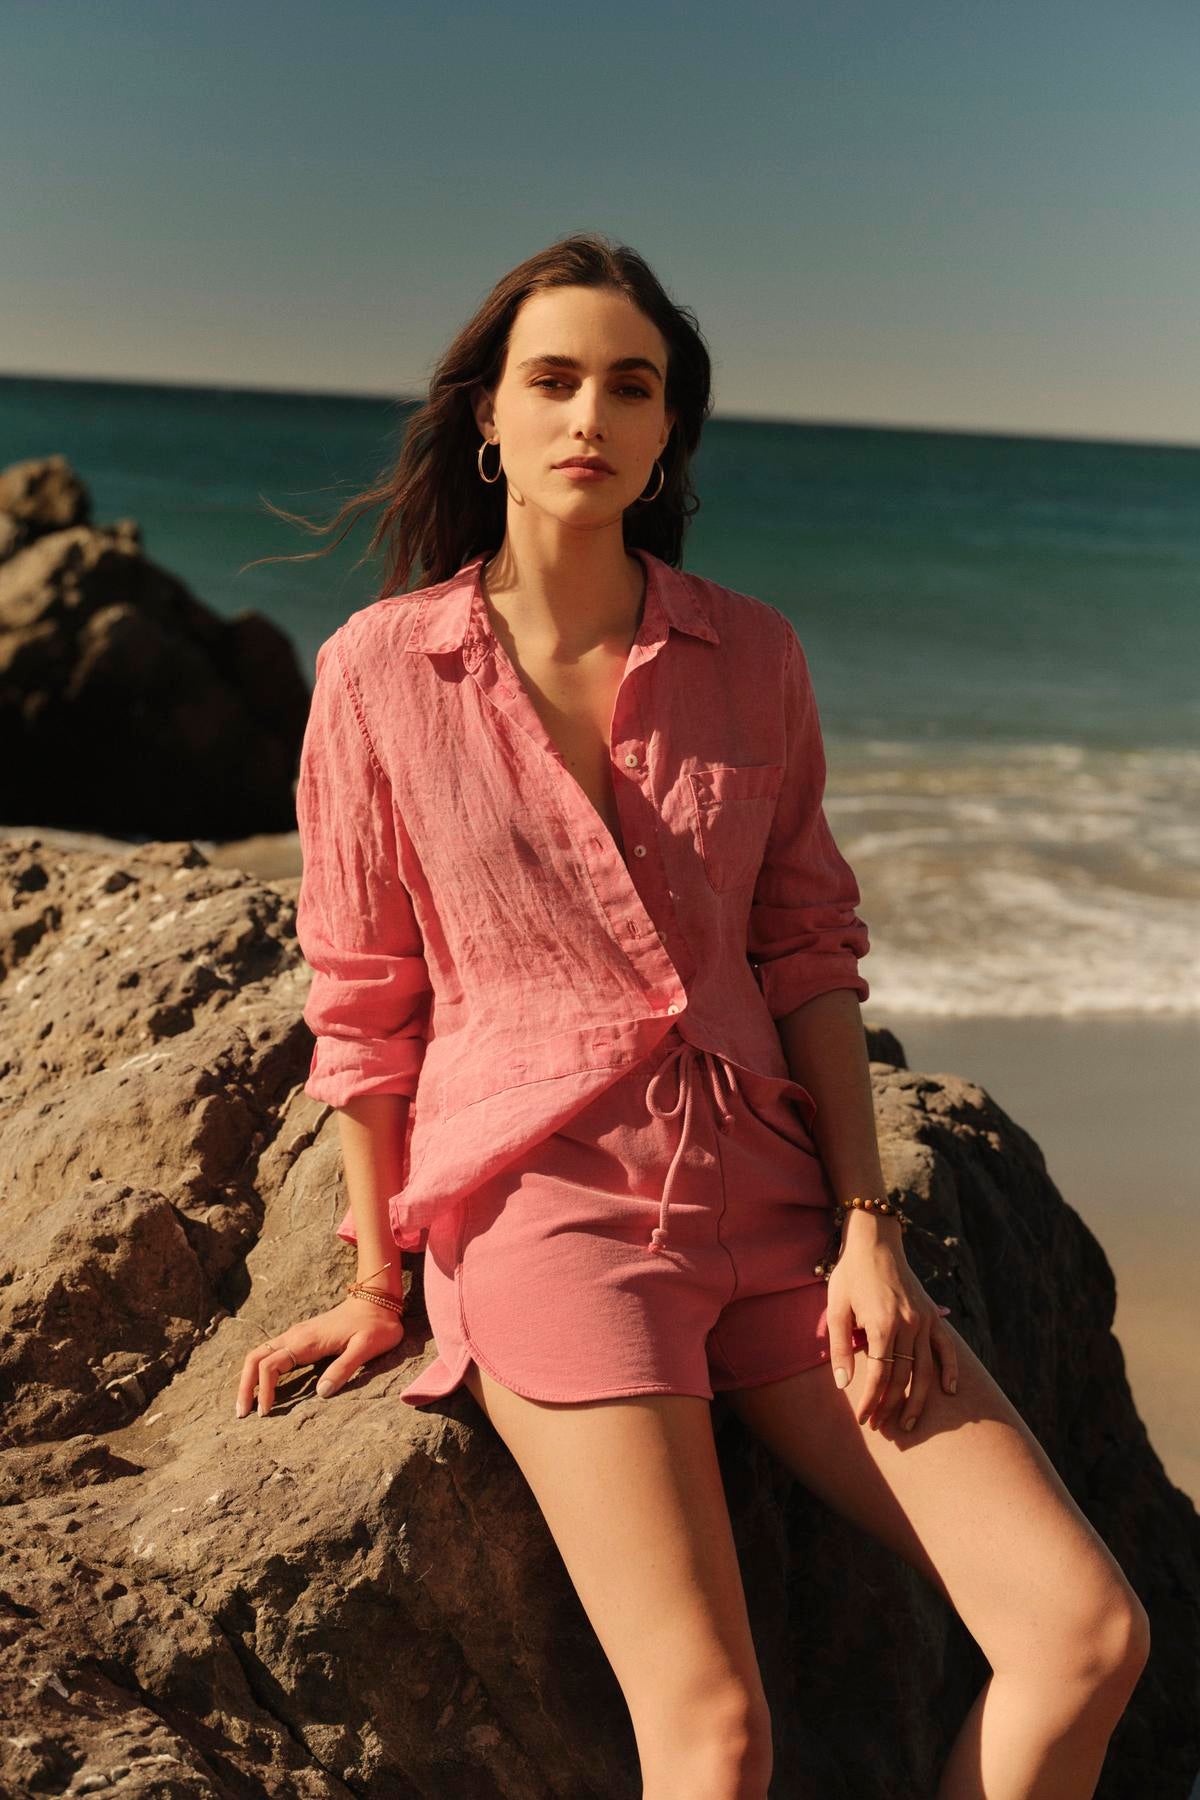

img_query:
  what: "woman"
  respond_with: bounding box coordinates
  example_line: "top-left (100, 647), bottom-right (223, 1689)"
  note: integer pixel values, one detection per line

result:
top-left (236, 234), bottom-right (1148, 1798)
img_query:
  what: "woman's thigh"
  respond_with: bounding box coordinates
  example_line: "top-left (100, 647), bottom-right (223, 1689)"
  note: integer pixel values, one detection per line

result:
top-left (462, 1360), bottom-right (768, 1725)
top-left (721, 1322), bottom-right (1146, 1671)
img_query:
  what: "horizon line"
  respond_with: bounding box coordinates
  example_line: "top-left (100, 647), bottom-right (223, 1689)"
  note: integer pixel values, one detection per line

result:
top-left (2, 365), bottom-right (1197, 455)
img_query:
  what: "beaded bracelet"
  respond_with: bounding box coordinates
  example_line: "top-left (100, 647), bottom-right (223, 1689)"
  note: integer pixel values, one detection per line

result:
top-left (347, 1283), bottom-right (405, 1317)
top-left (347, 1258), bottom-right (405, 1317)
top-left (813, 1193), bottom-right (959, 1282)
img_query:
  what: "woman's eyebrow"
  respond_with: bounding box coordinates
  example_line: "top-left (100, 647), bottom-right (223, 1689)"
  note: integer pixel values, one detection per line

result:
top-left (516, 353), bottom-right (664, 383)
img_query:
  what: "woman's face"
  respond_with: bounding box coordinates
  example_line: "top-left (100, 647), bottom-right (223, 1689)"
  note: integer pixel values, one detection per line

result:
top-left (475, 284), bottom-right (676, 527)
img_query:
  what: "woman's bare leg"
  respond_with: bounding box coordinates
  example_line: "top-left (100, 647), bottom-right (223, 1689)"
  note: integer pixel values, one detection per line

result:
top-left (722, 1322), bottom-right (1150, 1798)
top-left (462, 1360), bottom-right (773, 1800)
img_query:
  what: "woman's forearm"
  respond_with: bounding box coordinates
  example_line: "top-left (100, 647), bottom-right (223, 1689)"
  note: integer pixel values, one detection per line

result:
top-left (335, 1094), bottom-right (412, 1297)
top-left (775, 988), bottom-right (902, 1253)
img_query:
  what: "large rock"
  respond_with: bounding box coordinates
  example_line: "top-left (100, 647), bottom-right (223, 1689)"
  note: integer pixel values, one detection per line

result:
top-left (0, 455), bottom-right (309, 838)
top-left (0, 833), bottom-right (1196, 1798)
top-left (0, 452), bottom-right (92, 551)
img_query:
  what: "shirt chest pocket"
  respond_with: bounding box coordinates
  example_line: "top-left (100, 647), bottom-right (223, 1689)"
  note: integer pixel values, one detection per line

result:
top-left (688, 762), bottom-right (785, 893)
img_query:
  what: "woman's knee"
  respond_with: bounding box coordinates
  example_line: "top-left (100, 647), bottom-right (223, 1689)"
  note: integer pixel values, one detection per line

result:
top-left (1084, 1581), bottom-right (1151, 1696)
top-left (726, 1685), bottom-right (775, 1789)
top-left (640, 1682), bottom-right (773, 1798)
top-left (710, 1681), bottom-right (773, 1765)
top-left (1001, 1566), bottom-right (1151, 1706)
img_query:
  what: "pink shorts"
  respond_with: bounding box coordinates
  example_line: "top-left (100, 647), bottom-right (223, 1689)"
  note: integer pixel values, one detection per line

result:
top-left (399, 1026), bottom-right (868, 1407)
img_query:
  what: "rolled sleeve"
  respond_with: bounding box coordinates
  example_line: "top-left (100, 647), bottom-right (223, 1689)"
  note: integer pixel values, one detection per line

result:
top-left (747, 621), bottom-right (870, 1017)
top-left (295, 631), bottom-right (432, 1107)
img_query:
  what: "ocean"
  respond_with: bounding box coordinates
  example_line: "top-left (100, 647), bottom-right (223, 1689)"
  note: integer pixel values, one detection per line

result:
top-left (4, 372), bottom-right (1197, 1022)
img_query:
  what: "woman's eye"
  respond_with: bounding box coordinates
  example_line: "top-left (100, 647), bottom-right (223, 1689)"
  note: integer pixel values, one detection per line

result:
top-left (532, 378), bottom-right (649, 398)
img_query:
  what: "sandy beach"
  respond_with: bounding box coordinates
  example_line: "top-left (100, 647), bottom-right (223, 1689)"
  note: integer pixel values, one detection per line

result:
top-left (875, 1011), bottom-right (1199, 1505)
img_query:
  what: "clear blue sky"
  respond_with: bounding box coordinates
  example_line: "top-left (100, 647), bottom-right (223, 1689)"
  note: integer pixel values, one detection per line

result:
top-left (4, 1), bottom-right (1197, 444)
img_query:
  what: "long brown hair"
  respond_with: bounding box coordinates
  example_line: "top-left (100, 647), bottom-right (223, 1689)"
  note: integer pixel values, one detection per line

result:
top-left (242, 232), bottom-right (714, 599)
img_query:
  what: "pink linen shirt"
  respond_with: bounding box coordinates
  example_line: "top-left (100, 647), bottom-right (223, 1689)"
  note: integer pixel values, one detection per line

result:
top-left (295, 547), bottom-right (871, 1255)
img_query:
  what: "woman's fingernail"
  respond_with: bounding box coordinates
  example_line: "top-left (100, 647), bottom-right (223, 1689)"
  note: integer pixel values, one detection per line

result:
top-left (904, 1417), bottom-right (917, 1432)
top-left (235, 1402), bottom-right (248, 1419)
top-left (833, 1367), bottom-right (850, 1389)
top-left (937, 1305), bottom-right (952, 1315)
top-left (316, 1379), bottom-right (333, 1398)
top-left (949, 1378), bottom-right (958, 1394)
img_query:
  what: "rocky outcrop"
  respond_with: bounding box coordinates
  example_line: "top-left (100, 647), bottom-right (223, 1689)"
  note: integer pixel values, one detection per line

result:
top-left (0, 833), bottom-right (1196, 1798)
top-left (0, 455), bottom-right (309, 839)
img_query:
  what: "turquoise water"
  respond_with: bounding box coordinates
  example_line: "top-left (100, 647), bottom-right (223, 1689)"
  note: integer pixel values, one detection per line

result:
top-left (3, 373), bottom-right (1197, 1018)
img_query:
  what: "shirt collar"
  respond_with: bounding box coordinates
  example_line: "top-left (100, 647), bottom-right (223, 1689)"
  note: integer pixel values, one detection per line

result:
top-left (402, 547), bottom-right (720, 655)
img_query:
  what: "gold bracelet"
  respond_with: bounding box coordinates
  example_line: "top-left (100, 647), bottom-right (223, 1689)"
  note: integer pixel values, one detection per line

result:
top-left (347, 1258), bottom-right (404, 1316)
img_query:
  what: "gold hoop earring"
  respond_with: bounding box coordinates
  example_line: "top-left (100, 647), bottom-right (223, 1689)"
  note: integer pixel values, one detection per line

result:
top-left (636, 458), bottom-right (665, 504)
top-left (477, 439), bottom-right (503, 484)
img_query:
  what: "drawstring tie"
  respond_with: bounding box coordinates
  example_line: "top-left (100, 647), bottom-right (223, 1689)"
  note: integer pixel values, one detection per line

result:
top-left (643, 1036), bottom-right (740, 1254)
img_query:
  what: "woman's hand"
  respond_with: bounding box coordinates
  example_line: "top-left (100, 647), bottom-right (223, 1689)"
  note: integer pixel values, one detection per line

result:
top-left (826, 1214), bottom-right (958, 1432)
top-left (235, 1296), bottom-right (406, 1418)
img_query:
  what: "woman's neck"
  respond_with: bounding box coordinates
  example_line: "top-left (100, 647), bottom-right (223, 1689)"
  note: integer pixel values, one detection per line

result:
top-left (481, 539), bottom-right (646, 656)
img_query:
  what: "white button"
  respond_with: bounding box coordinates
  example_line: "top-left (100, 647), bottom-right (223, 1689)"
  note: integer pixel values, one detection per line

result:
top-left (633, 844), bottom-right (647, 857)
top-left (666, 1004), bottom-right (680, 1014)
top-left (624, 751), bottom-right (639, 767)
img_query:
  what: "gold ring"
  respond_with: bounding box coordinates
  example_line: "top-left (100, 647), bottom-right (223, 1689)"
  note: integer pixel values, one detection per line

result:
top-left (867, 1353), bottom-right (897, 1362)
top-left (892, 1352), bottom-right (916, 1361)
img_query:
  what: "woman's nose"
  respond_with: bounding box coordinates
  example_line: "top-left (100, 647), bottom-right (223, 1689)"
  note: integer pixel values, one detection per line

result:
top-left (570, 386), bottom-right (609, 436)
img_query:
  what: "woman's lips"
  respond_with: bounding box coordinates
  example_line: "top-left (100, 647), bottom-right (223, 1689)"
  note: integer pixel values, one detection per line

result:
top-left (556, 463), bottom-right (614, 481)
